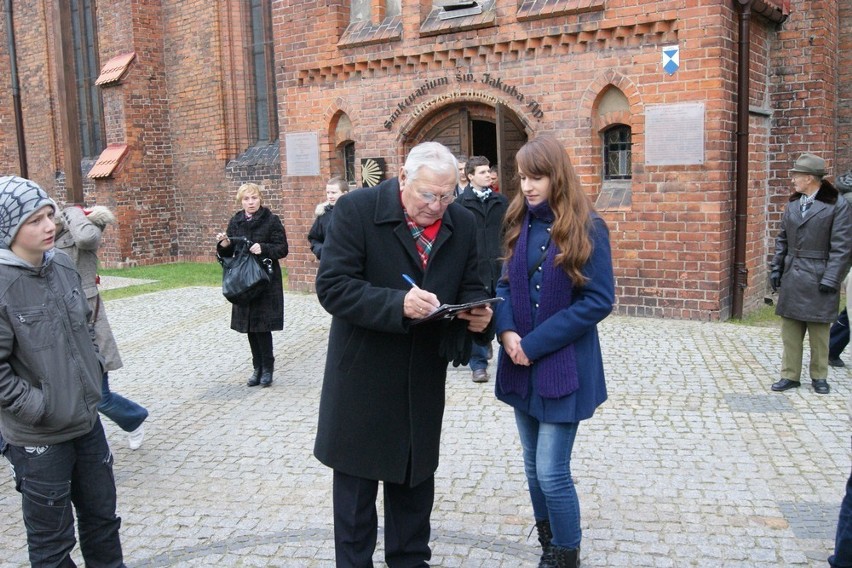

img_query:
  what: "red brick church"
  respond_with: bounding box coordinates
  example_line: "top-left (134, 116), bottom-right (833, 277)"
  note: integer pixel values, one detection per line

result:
top-left (0, 0), bottom-right (845, 320)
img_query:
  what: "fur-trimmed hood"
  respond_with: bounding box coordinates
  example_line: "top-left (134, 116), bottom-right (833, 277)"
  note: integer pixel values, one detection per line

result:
top-left (56, 205), bottom-right (116, 229)
top-left (84, 205), bottom-right (116, 228)
top-left (314, 201), bottom-right (332, 217)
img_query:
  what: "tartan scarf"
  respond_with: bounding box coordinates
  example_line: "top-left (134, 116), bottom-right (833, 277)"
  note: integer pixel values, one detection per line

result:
top-left (404, 211), bottom-right (440, 269)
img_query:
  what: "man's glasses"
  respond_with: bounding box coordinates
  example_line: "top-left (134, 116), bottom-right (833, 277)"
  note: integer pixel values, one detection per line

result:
top-left (416, 190), bottom-right (455, 206)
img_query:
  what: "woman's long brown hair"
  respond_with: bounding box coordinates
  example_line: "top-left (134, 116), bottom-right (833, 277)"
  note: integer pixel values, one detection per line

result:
top-left (503, 135), bottom-right (593, 286)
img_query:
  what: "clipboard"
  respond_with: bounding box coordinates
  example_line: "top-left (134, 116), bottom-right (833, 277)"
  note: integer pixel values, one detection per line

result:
top-left (410, 297), bottom-right (503, 325)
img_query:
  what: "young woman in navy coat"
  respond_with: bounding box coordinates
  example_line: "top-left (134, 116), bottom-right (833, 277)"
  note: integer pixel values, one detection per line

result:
top-left (495, 135), bottom-right (615, 568)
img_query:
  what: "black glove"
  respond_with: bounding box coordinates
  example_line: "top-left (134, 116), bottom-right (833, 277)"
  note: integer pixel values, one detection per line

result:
top-left (819, 284), bottom-right (837, 294)
top-left (770, 271), bottom-right (781, 292)
top-left (438, 317), bottom-right (473, 367)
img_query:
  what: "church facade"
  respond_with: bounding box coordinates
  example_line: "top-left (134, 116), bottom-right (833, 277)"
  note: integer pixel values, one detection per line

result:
top-left (1, 0), bottom-right (846, 320)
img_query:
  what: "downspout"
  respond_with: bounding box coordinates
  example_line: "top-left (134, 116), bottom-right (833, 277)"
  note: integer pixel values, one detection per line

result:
top-left (4, 0), bottom-right (28, 178)
top-left (731, 0), bottom-right (752, 319)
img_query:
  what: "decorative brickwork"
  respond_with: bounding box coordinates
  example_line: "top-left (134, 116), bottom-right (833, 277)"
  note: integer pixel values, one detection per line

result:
top-left (0, 1), bottom-right (848, 320)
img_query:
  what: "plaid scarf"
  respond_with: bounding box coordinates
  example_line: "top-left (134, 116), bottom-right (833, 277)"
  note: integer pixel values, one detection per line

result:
top-left (404, 212), bottom-right (440, 269)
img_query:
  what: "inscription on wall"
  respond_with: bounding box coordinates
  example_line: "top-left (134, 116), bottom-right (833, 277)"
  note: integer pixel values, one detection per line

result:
top-left (384, 73), bottom-right (543, 130)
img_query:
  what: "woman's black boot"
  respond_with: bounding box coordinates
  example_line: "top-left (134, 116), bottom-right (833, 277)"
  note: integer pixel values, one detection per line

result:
top-left (260, 358), bottom-right (274, 387)
top-left (535, 520), bottom-right (554, 567)
top-left (550, 545), bottom-right (580, 568)
top-left (247, 367), bottom-right (261, 387)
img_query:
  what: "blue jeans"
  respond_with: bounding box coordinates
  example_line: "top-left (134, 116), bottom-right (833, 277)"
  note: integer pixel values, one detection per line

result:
top-left (2, 417), bottom-right (125, 567)
top-left (514, 410), bottom-right (581, 549)
top-left (830, 438), bottom-right (852, 567)
top-left (98, 373), bottom-right (148, 433)
top-left (469, 341), bottom-right (489, 371)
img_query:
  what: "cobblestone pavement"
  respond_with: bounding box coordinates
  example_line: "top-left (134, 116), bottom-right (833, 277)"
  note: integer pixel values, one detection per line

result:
top-left (1, 287), bottom-right (851, 567)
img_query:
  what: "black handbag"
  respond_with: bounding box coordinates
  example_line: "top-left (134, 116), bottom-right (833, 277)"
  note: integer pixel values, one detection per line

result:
top-left (217, 237), bottom-right (273, 304)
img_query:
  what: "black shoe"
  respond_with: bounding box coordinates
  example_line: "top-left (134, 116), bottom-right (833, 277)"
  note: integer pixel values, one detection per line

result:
top-left (260, 369), bottom-right (273, 387)
top-left (771, 378), bottom-right (801, 392)
top-left (829, 357), bottom-right (846, 368)
top-left (813, 379), bottom-right (830, 394)
top-left (247, 368), bottom-right (261, 387)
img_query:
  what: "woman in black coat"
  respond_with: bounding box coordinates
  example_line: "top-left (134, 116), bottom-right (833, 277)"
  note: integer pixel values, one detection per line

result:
top-left (216, 183), bottom-right (289, 387)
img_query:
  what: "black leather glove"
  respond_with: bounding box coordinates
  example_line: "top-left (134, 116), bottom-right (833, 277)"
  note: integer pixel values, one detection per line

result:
top-left (819, 284), bottom-right (837, 294)
top-left (770, 271), bottom-right (781, 292)
top-left (438, 317), bottom-right (473, 367)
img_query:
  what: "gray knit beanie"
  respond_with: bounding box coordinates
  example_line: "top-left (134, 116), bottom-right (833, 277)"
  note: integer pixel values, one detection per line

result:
top-left (0, 176), bottom-right (58, 248)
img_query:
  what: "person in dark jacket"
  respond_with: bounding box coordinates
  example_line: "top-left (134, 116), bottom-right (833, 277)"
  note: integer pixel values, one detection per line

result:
top-left (0, 176), bottom-right (126, 567)
top-left (457, 155), bottom-right (509, 382)
top-left (495, 136), bottom-right (615, 568)
top-left (307, 176), bottom-right (348, 260)
top-left (216, 183), bottom-right (288, 388)
top-left (828, 172), bottom-right (852, 367)
top-left (770, 154), bottom-right (852, 395)
top-left (314, 141), bottom-right (493, 567)
top-left (830, 396), bottom-right (852, 567)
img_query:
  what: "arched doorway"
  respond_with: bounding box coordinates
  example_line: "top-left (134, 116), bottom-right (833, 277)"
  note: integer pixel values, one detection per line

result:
top-left (408, 102), bottom-right (528, 198)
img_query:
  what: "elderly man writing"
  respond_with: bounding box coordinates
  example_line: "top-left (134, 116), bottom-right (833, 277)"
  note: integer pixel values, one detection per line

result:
top-left (314, 141), bottom-right (493, 567)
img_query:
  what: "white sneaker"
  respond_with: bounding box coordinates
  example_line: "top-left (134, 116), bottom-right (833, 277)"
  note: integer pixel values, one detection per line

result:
top-left (128, 424), bottom-right (145, 450)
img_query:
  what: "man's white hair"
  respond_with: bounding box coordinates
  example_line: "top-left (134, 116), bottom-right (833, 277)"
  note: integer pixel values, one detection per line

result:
top-left (403, 142), bottom-right (459, 186)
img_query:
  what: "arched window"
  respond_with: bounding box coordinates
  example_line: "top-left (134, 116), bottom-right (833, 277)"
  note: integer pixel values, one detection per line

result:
top-left (603, 125), bottom-right (632, 180)
top-left (342, 142), bottom-right (356, 184)
top-left (247, 0), bottom-right (278, 142)
top-left (70, 0), bottom-right (105, 157)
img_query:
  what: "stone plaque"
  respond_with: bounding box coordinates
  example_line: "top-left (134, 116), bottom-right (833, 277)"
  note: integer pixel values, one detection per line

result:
top-left (285, 132), bottom-right (320, 176)
top-left (645, 103), bottom-right (705, 166)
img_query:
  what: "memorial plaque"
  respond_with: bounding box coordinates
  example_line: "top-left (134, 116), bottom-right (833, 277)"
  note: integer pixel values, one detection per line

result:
top-left (285, 132), bottom-right (320, 176)
top-left (645, 103), bottom-right (705, 166)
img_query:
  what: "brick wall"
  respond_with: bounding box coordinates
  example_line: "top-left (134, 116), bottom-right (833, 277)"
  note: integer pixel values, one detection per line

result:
top-left (0, 0), bottom-right (846, 320)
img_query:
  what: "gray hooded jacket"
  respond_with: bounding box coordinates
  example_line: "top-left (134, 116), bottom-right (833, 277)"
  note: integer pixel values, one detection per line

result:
top-left (0, 248), bottom-right (103, 446)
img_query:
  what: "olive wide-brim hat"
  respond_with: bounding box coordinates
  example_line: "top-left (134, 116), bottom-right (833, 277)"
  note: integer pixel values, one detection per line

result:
top-left (790, 153), bottom-right (827, 177)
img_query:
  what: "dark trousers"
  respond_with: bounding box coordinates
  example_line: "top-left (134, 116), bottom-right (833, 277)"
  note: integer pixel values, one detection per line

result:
top-left (333, 470), bottom-right (433, 568)
top-left (247, 331), bottom-right (274, 369)
top-left (3, 417), bottom-right (124, 568)
top-left (830, 308), bottom-right (850, 359)
top-left (98, 373), bottom-right (148, 432)
top-left (831, 438), bottom-right (852, 567)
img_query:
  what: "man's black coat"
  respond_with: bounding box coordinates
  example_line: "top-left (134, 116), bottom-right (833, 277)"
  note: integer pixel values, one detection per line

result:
top-left (314, 177), bottom-right (486, 486)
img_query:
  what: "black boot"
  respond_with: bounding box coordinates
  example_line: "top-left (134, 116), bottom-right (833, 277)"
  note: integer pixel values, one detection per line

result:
top-left (551, 545), bottom-right (580, 568)
top-left (535, 519), bottom-right (554, 567)
top-left (260, 359), bottom-right (274, 387)
top-left (246, 367), bottom-right (261, 387)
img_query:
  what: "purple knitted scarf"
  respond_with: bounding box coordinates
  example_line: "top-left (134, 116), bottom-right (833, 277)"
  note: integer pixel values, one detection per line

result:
top-left (497, 205), bottom-right (579, 399)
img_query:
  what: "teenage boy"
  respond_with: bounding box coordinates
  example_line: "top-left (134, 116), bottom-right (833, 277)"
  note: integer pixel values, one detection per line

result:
top-left (457, 156), bottom-right (509, 382)
top-left (0, 176), bottom-right (125, 567)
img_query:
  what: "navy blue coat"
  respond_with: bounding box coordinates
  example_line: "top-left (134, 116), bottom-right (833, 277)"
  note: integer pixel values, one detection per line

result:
top-left (495, 214), bottom-right (614, 423)
top-left (314, 177), bottom-right (486, 485)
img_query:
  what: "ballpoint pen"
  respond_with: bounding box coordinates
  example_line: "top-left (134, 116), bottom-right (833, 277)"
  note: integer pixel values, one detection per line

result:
top-left (401, 274), bottom-right (417, 288)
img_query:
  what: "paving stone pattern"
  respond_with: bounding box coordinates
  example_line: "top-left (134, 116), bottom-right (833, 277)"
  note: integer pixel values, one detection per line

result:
top-left (0, 287), bottom-right (850, 567)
